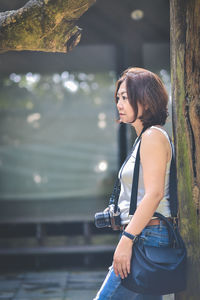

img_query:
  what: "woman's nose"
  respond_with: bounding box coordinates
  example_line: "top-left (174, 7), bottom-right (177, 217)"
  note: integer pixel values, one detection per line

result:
top-left (117, 99), bottom-right (123, 109)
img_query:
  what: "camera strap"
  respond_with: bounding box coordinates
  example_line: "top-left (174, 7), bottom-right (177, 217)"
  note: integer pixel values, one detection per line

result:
top-left (129, 131), bottom-right (178, 218)
top-left (109, 127), bottom-right (147, 214)
top-left (109, 178), bottom-right (121, 213)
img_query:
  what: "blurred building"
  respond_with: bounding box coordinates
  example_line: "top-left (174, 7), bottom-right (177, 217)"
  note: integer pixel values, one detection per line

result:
top-left (0, 0), bottom-right (171, 269)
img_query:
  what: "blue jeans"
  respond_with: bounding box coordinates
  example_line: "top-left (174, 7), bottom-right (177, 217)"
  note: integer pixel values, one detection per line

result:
top-left (93, 222), bottom-right (170, 300)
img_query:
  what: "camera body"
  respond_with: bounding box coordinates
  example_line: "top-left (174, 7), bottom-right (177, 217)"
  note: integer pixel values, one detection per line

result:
top-left (94, 204), bottom-right (121, 231)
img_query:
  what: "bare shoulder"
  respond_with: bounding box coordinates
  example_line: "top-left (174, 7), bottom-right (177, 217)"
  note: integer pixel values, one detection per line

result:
top-left (140, 127), bottom-right (170, 163)
top-left (141, 127), bottom-right (167, 145)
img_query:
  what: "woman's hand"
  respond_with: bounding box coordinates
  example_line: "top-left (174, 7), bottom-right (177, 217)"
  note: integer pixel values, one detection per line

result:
top-left (113, 235), bottom-right (133, 279)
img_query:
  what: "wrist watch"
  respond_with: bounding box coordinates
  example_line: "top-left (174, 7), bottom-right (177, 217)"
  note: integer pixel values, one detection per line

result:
top-left (122, 231), bottom-right (138, 244)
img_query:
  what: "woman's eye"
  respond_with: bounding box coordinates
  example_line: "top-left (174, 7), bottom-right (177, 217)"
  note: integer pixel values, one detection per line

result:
top-left (116, 95), bottom-right (127, 102)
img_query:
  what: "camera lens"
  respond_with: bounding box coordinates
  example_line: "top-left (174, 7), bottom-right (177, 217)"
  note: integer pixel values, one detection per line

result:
top-left (94, 211), bottom-right (111, 228)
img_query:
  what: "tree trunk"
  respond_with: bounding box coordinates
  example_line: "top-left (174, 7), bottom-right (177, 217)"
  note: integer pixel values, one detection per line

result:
top-left (0, 0), bottom-right (95, 53)
top-left (170, 0), bottom-right (200, 299)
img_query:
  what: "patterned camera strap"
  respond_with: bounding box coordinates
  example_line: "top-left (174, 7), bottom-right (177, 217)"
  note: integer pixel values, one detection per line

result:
top-left (109, 127), bottom-right (147, 213)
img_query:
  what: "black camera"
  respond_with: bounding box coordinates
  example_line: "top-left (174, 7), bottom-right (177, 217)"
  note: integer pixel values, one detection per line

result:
top-left (94, 204), bottom-right (121, 231)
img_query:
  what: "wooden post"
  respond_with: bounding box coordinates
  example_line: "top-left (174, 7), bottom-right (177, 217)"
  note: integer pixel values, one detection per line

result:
top-left (170, 0), bottom-right (200, 299)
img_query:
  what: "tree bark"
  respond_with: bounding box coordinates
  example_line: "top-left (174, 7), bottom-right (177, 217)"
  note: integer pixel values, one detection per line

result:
top-left (170, 0), bottom-right (200, 299)
top-left (0, 0), bottom-right (95, 53)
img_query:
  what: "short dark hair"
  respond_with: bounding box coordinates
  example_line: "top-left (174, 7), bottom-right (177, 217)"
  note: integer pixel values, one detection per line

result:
top-left (115, 67), bottom-right (169, 128)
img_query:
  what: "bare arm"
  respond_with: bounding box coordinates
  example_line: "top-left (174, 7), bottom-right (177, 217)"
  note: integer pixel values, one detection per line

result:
top-left (113, 129), bottom-right (169, 279)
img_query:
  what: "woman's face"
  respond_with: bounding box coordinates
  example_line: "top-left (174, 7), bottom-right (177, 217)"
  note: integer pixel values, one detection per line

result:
top-left (116, 80), bottom-right (143, 124)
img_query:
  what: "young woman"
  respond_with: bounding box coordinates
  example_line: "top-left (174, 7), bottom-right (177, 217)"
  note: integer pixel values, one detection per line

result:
top-left (94, 67), bottom-right (172, 300)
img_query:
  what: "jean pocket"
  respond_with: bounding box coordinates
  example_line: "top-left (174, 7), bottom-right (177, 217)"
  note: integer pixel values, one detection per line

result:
top-left (141, 226), bottom-right (169, 248)
top-left (158, 240), bottom-right (170, 247)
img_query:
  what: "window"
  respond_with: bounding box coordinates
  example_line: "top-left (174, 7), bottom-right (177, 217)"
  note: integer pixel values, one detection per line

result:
top-left (0, 71), bottom-right (117, 207)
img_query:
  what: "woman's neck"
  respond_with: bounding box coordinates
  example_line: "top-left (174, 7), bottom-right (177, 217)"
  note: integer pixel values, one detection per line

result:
top-left (134, 124), bottom-right (163, 136)
top-left (132, 122), bottom-right (144, 136)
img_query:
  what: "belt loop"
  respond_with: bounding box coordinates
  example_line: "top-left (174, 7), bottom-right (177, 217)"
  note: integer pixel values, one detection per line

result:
top-left (138, 236), bottom-right (144, 247)
top-left (159, 220), bottom-right (163, 230)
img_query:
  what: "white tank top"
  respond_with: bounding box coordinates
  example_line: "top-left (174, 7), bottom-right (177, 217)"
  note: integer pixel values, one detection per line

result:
top-left (118, 126), bottom-right (172, 225)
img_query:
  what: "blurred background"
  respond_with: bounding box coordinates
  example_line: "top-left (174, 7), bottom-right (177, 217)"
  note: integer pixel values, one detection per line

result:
top-left (0, 0), bottom-right (171, 271)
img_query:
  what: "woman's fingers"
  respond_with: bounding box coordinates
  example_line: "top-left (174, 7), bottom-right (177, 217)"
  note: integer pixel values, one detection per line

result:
top-left (113, 260), bottom-right (129, 279)
top-left (121, 262), bottom-right (128, 278)
top-left (113, 262), bottom-right (119, 277)
top-left (127, 260), bottom-right (131, 274)
top-left (117, 263), bottom-right (124, 279)
top-left (114, 263), bottom-right (124, 279)
top-left (113, 236), bottom-right (133, 278)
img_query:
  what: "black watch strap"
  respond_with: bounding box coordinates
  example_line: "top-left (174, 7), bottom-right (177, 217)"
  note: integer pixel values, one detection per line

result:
top-left (122, 231), bottom-right (138, 243)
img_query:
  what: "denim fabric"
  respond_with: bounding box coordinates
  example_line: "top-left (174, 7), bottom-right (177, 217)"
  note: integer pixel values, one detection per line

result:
top-left (93, 222), bottom-right (169, 300)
